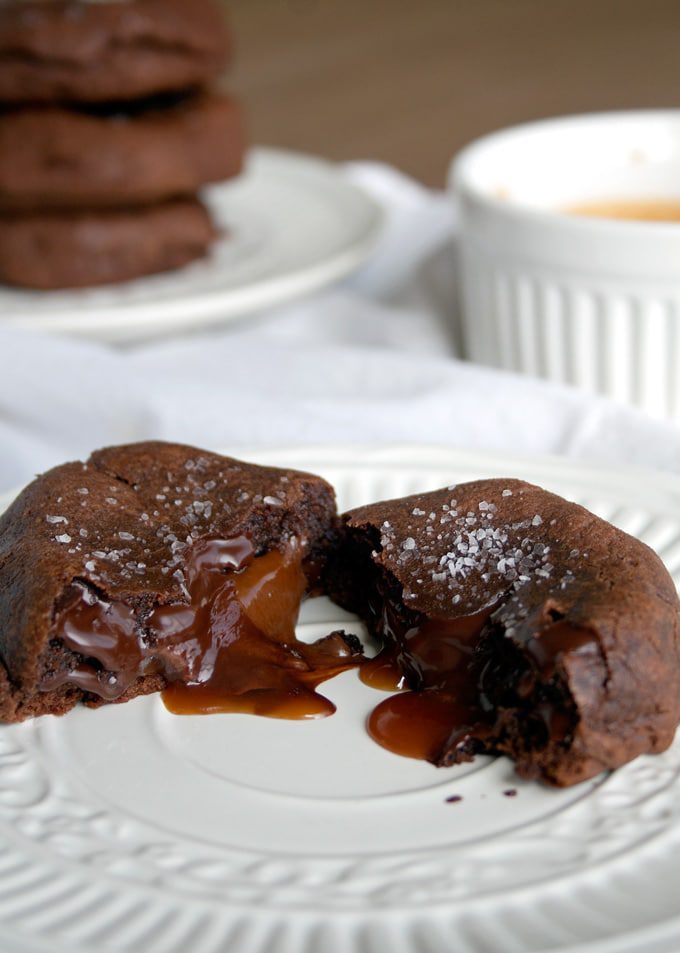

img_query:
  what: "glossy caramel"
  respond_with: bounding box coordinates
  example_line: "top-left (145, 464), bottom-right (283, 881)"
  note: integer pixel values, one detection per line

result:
top-left (368, 691), bottom-right (479, 761)
top-left (364, 605), bottom-right (498, 761)
top-left (44, 536), bottom-right (362, 720)
top-left (363, 596), bottom-right (589, 765)
top-left (359, 648), bottom-right (407, 691)
top-left (47, 588), bottom-right (142, 700)
top-left (564, 199), bottom-right (680, 222)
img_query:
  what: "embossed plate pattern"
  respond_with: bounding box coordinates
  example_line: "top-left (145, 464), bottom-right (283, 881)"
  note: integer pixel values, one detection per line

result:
top-left (1, 446), bottom-right (680, 953)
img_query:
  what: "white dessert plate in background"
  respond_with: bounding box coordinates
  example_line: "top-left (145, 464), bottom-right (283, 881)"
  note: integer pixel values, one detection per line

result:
top-left (0, 149), bottom-right (382, 345)
top-left (1, 445), bottom-right (680, 953)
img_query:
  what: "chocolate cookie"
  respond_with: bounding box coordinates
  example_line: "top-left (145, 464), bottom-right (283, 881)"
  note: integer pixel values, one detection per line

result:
top-left (0, 92), bottom-right (246, 211)
top-left (326, 479), bottom-right (680, 786)
top-left (0, 198), bottom-right (217, 289)
top-left (0, 442), bottom-right (360, 723)
top-left (0, 0), bottom-right (231, 104)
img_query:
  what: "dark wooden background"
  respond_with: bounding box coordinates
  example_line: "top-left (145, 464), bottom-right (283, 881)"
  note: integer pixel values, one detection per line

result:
top-left (226, 0), bottom-right (680, 186)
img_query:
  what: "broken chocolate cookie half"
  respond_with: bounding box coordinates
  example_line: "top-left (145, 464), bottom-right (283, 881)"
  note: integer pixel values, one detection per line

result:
top-left (0, 442), bottom-right (361, 723)
top-left (325, 478), bottom-right (680, 786)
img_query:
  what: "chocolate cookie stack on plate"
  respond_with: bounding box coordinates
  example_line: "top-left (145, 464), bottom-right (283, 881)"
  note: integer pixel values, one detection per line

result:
top-left (0, 0), bottom-right (247, 290)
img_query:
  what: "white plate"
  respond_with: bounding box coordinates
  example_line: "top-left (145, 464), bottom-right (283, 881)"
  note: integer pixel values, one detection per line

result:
top-left (2, 445), bottom-right (680, 953)
top-left (0, 150), bottom-right (382, 345)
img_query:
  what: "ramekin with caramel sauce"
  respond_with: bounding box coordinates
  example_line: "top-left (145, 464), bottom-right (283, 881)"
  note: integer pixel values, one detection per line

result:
top-left (451, 111), bottom-right (680, 419)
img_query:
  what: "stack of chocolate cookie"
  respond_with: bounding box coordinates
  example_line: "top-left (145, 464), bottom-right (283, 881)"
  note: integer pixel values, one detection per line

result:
top-left (0, 0), bottom-right (247, 290)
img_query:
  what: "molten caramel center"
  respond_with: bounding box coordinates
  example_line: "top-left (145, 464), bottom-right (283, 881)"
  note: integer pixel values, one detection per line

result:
top-left (43, 536), bottom-right (361, 720)
top-left (363, 590), bottom-right (593, 765)
top-left (363, 605), bottom-right (497, 762)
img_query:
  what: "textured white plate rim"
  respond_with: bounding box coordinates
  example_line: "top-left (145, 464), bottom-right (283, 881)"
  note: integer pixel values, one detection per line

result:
top-left (0, 148), bottom-right (383, 341)
top-left (240, 442), bottom-right (680, 503)
top-left (2, 444), bottom-right (680, 953)
top-left (4, 443), bottom-right (680, 512)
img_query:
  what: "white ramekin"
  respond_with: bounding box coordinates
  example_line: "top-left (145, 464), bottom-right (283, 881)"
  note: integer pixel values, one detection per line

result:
top-left (450, 111), bottom-right (680, 420)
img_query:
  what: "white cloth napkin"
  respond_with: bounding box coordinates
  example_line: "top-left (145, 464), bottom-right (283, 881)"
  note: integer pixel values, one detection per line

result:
top-left (0, 162), bottom-right (678, 495)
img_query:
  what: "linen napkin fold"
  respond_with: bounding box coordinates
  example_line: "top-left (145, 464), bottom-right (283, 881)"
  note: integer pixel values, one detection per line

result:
top-left (0, 327), bottom-right (678, 494)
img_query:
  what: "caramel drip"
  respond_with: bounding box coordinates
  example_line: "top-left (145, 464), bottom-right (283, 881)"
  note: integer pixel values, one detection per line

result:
top-left (367, 691), bottom-right (483, 762)
top-left (361, 596), bottom-right (494, 687)
top-left (159, 540), bottom-right (356, 718)
top-left (365, 591), bottom-right (594, 764)
top-left (46, 589), bottom-right (142, 699)
top-left (363, 605), bottom-right (496, 761)
top-left (43, 536), bottom-right (362, 720)
top-left (359, 648), bottom-right (407, 691)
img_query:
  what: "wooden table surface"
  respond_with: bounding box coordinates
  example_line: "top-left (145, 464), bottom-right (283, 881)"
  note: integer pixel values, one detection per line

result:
top-left (227, 0), bottom-right (680, 186)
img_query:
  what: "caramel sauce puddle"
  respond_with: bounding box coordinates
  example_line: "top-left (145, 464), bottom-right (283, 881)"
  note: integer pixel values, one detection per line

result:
top-left (363, 604), bottom-right (498, 761)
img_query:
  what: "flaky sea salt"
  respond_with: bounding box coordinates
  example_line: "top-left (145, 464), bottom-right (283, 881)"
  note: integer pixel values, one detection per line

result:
top-left (373, 489), bottom-right (564, 613)
top-left (45, 456), bottom-right (302, 590)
